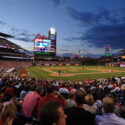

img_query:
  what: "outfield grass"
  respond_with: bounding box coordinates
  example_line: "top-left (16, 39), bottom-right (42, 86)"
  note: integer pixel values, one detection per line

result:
top-left (26, 66), bottom-right (125, 81)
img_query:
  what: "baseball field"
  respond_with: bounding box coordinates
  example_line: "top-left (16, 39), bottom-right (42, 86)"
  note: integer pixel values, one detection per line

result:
top-left (26, 66), bottom-right (125, 81)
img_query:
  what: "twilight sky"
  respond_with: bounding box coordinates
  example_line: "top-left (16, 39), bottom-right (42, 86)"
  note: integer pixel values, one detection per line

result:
top-left (0, 0), bottom-right (125, 57)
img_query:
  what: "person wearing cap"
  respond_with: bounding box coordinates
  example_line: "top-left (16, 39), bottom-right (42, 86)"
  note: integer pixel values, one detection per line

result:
top-left (2, 88), bottom-right (14, 108)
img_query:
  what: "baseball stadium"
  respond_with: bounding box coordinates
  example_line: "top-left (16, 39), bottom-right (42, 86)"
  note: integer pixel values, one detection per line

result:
top-left (1, 0), bottom-right (125, 124)
top-left (1, 29), bottom-right (125, 81)
top-left (0, 29), bottom-right (125, 125)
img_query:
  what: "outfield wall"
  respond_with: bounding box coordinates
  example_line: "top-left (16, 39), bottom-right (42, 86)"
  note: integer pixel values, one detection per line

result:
top-left (106, 62), bottom-right (125, 67)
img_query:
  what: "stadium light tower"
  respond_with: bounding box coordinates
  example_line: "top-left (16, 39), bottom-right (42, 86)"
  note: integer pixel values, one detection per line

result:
top-left (49, 28), bottom-right (56, 35)
top-left (49, 28), bottom-right (56, 40)
top-left (48, 28), bottom-right (56, 56)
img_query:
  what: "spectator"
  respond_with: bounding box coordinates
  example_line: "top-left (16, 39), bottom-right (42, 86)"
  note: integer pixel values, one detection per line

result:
top-left (64, 90), bottom-right (95, 125)
top-left (121, 83), bottom-right (125, 90)
top-left (22, 85), bottom-right (43, 118)
top-left (59, 84), bottom-right (69, 94)
top-left (59, 84), bottom-right (69, 99)
top-left (40, 101), bottom-right (67, 125)
top-left (64, 92), bottom-right (75, 108)
top-left (2, 88), bottom-right (14, 108)
top-left (96, 96), bottom-right (125, 125)
top-left (20, 85), bottom-right (29, 99)
top-left (0, 102), bottom-right (17, 125)
top-left (83, 94), bottom-right (98, 115)
top-left (37, 85), bottom-right (66, 118)
top-left (0, 103), bottom-right (3, 115)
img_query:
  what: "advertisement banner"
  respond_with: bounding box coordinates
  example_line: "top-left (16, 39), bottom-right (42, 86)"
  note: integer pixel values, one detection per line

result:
top-left (120, 64), bottom-right (125, 67)
top-left (66, 64), bottom-right (70, 66)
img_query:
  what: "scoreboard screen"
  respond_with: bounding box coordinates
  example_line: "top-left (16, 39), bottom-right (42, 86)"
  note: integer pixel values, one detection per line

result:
top-left (34, 38), bottom-right (52, 52)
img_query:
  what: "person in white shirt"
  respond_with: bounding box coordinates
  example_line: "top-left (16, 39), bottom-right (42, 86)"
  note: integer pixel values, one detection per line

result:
top-left (65, 92), bottom-right (75, 108)
top-left (96, 96), bottom-right (125, 125)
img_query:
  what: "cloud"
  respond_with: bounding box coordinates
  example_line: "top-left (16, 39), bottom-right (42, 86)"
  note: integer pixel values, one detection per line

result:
top-left (48, 0), bottom-right (65, 8)
top-left (0, 21), bottom-right (6, 25)
top-left (8, 26), bottom-right (35, 42)
top-left (83, 24), bottom-right (125, 48)
top-left (0, 19), bottom-right (36, 43)
top-left (66, 6), bottom-right (99, 26)
top-left (65, 6), bottom-right (125, 50)
top-left (17, 34), bottom-right (36, 43)
top-left (0, 20), bottom-right (6, 29)
top-left (5, 0), bottom-right (13, 6)
top-left (66, 7), bottom-right (125, 26)
top-left (65, 23), bottom-right (125, 49)
top-left (15, 37), bottom-right (33, 42)
top-left (63, 38), bottom-right (73, 42)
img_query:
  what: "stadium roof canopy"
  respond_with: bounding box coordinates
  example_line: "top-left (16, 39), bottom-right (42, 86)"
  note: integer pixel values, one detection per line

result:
top-left (0, 32), bottom-right (13, 38)
top-left (0, 32), bottom-right (27, 51)
top-left (0, 32), bottom-right (29, 52)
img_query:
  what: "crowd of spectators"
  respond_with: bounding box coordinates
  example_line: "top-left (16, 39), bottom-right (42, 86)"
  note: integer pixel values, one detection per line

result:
top-left (0, 38), bottom-right (23, 50)
top-left (0, 60), bottom-right (32, 75)
top-left (1, 35), bottom-right (125, 125)
top-left (0, 74), bottom-right (125, 125)
top-left (0, 59), bottom-right (80, 76)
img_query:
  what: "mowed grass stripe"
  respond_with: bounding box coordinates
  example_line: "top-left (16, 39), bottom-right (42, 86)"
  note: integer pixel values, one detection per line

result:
top-left (51, 69), bottom-right (100, 73)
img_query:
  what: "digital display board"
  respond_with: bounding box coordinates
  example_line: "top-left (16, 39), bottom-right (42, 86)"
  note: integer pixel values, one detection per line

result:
top-left (34, 38), bottom-right (52, 52)
top-left (34, 36), bottom-right (56, 56)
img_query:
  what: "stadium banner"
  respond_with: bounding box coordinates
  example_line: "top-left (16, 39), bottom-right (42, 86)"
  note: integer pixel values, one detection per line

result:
top-left (109, 64), bottom-right (111, 67)
top-left (58, 64), bottom-right (62, 66)
top-left (120, 64), bottom-right (125, 67)
top-left (105, 64), bottom-right (108, 67)
top-left (45, 64), bottom-right (50, 66)
top-left (52, 64), bottom-right (56, 66)
top-left (111, 64), bottom-right (114, 67)
top-left (37, 64), bottom-right (41, 66)
top-left (75, 64), bottom-right (79, 66)
top-left (66, 64), bottom-right (70, 66)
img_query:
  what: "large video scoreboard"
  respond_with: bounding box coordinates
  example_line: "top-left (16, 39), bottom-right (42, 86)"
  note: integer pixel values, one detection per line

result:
top-left (34, 38), bottom-right (56, 56)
